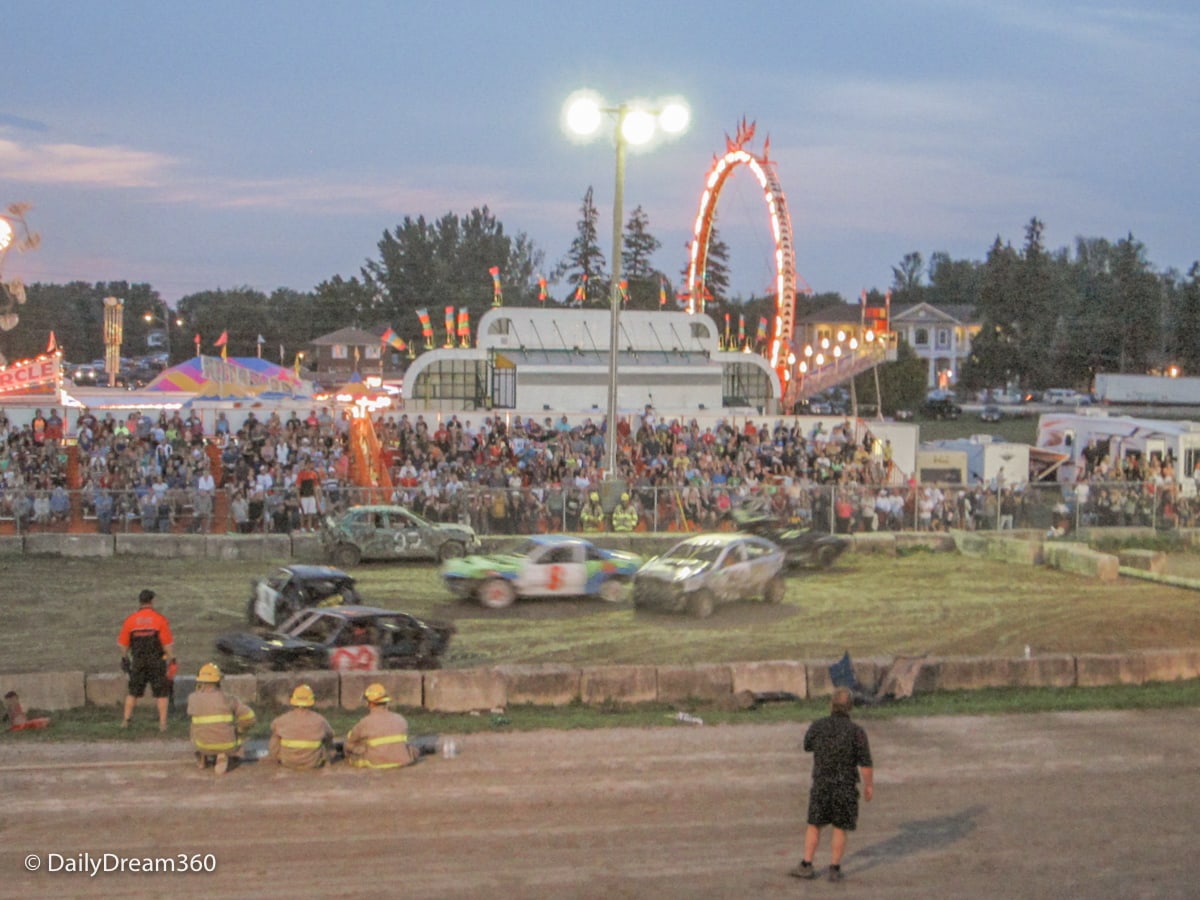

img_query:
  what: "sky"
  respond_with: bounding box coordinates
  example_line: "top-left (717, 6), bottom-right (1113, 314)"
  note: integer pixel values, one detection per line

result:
top-left (3, 1), bottom-right (1198, 308)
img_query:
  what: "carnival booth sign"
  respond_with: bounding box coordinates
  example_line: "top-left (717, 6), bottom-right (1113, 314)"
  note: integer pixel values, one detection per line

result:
top-left (0, 353), bottom-right (61, 396)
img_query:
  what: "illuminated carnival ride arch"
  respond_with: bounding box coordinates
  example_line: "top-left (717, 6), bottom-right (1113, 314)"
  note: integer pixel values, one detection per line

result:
top-left (685, 120), bottom-right (798, 393)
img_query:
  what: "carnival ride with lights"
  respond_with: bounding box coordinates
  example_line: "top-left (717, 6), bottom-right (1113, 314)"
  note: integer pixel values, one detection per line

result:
top-left (683, 120), bottom-right (893, 409)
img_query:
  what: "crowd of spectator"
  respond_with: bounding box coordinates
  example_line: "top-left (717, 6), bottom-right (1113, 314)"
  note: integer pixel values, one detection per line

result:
top-left (0, 402), bottom-right (1192, 537)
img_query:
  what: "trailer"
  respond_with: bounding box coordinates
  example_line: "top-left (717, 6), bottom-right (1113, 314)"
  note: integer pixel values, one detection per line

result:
top-left (1092, 373), bottom-right (1200, 406)
top-left (922, 436), bottom-right (1030, 486)
top-left (1036, 411), bottom-right (1200, 485)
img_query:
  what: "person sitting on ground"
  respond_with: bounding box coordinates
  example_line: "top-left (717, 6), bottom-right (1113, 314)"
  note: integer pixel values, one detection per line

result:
top-left (268, 684), bottom-right (334, 770)
top-left (343, 683), bottom-right (419, 769)
top-left (187, 662), bottom-right (257, 775)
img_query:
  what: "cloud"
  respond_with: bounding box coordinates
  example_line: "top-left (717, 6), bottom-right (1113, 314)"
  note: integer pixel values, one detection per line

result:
top-left (0, 138), bottom-right (176, 188)
top-left (0, 112), bottom-right (49, 132)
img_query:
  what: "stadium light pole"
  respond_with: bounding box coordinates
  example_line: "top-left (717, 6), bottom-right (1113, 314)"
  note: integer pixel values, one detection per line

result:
top-left (563, 91), bottom-right (689, 480)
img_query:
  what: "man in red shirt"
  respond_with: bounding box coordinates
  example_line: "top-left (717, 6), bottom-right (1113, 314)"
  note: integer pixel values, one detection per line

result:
top-left (117, 589), bottom-right (175, 731)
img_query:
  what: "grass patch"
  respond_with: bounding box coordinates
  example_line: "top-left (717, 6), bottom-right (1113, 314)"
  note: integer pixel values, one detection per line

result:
top-left (4, 551), bottom-right (1200, 674)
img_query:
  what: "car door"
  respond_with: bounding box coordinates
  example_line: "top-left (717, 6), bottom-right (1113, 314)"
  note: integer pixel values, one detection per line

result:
top-left (391, 510), bottom-right (429, 560)
top-left (707, 542), bottom-right (749, 603)
top-left (519, 542), bottom-right (588, 597)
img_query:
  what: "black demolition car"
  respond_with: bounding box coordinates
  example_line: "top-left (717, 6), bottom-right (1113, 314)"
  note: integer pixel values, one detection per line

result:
top-left (247, 565), bottom-right (362, 628)
top-left (216, 605), bottom-right (455, 673)
top-left (730, 503), bottom-right (849, 570)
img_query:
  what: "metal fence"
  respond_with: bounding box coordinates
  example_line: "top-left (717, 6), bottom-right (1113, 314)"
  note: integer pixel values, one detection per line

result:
top-left (0, 479), bottom-right (1190, 538)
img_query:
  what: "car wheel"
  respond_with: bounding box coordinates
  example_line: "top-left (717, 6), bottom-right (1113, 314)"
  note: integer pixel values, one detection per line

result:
top-left (478, 578), bottom-right (516, 609)
top-left (332, 543), bottom-right (361, 568)
top-left (817, 545), bottom-right (840, 569)
top-left (763, 575), bottom-right (786, 604)
top-left (596, 578), bottom-right (628, 604)
top-left (687, 589), bottom-right (715, 619)
top-left (437, 541), bottom-right (466, 562)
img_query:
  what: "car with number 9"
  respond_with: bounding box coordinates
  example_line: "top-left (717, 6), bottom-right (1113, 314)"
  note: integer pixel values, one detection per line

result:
top-left (440, 535), bottom-right (643, 608)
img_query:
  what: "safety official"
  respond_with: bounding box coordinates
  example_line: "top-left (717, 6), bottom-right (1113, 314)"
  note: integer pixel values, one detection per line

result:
top-left (344, 683), bottom-right (418, 769)
top-left (187, 663), bottom-right (257, 774)
top-left (117, 588), bottom-right (175, 731)
top-left (580, 491), bottom-right (606, 532)
top-left (268, 684), bottom-right (334, 770)
top-left (611, 492), bottom-right (639, 532)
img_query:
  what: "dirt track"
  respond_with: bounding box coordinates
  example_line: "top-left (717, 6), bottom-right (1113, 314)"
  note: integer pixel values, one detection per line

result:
top-left (2, 709), bottom-right (1198, 899)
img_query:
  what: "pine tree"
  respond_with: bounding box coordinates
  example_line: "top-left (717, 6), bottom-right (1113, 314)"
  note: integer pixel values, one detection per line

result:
top-left (555, 187), bottom-right (607, 305)
top-left (621, 205), bottom-right (663, 309)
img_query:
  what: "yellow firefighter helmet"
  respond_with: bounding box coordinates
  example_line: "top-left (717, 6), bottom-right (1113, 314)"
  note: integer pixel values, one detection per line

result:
top-left (289, 684), bottom-right (316, 707)
top-left (363, 683), bottom-right (391, 705)
top-left (197, 662), bottom-right (222, 683)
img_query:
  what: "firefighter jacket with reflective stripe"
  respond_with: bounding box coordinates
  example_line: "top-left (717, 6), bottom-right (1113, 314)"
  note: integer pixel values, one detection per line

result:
top-left (344, 708), bottom-right (417, 769)
top-left (268, 707), bottom-right (334, 769)
top-left (187, 688), bottom-right (256, 753)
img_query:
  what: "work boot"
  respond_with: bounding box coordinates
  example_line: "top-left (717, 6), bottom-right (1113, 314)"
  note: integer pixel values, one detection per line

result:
top-left (788, 861), bottom-right (817, 879)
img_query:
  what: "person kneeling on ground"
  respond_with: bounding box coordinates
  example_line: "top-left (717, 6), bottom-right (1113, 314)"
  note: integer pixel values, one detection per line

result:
top-left (269, 684), bottom-right (334, 770)
top-left (343, 683), bottom-right (423, 769)
top-left (188, 663), bottom-right (257, 775)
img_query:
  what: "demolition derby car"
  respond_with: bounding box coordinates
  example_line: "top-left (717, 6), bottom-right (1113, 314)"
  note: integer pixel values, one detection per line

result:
top-left (441, 534), bottom-right (643, 609)
top-left (730, 502), bottom-right (849, 570)
top-left (216, 605), bottom-right (454, 672)
top-left (632, 533), bottom-right (787, 618)
top-left (247, 564), bottom-right (361, 628)
top-left (321, 504), bottom-right (481, 568)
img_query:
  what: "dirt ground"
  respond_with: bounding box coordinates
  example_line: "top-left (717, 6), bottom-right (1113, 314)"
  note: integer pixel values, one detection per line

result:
top-left (2, 709), bottom-right (1197, 899)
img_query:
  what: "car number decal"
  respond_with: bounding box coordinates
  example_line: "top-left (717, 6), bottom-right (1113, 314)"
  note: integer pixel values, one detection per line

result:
top-left (330, 645), bottom-right (379, 671)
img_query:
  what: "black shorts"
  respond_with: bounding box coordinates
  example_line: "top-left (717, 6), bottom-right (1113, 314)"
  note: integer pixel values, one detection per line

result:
top-left (128, 660), bottom-right (171, 699)
top-left (807, 782), bottom-right (860, 831)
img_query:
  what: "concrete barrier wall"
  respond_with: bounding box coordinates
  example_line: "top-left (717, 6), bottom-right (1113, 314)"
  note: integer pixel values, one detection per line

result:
top-left (1044, 542), bottom-right (1120, 581)
top-left (6, 648), bottom-right (1200, 715)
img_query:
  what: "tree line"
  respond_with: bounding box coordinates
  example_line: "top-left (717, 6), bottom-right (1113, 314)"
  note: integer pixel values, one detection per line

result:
top-left (2, 199), bottom-right (1196, 397)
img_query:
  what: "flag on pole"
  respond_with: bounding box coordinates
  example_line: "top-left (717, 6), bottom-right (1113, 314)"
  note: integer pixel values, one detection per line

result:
top-left (738, 315), bottom-right (745, 349)
top-left (256, 334), bottom-right (265, 358)
top-left (214, 330), bottom-right (228, 360)
top-left (573, 274), bottom-right (587, 306)
top-left (45, 331), bottom-right (58, 354)
top-left (444, 306), bottom-right (455, 348)
top-left (618, 279), bottom-right (629, 307)
top-left (457, 308), bottom-right (471, 348)
top-left (417, 309), bottom-right (434, 349)
top-left (859, 288), bottom-right (868, 307)
top-left (488, 266), bottom-right (503, 307)
top-left (723, 313), bottom-right (731, 350)
top-left (381, 327), bottom-right (406, 352)
top-left (756, 316), bottom-right (768, 345)
top-left (194, 334), bottom-right (201, 357)
top-left (537, 275), bottom-right (547, 303)
top-left (658, 276), bottom-right (668, 307)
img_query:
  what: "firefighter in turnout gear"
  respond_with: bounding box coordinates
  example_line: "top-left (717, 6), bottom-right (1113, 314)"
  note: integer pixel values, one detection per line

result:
top-left (611, 492), bottom-right (639, 532)
top-left (188, 663), bottom-right (256, 774)
top-left (580, 491), bottom-right (606, 532)
top-left (268, 684), bottom-right (334, 770)
top-left (344, 683), bottom-right (419, 769)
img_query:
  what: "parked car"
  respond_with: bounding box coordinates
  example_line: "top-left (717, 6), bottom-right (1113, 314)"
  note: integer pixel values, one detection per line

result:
top-left (1043, 388), bottom-right (1085, 405)
top-left (216, 605), bottom-right (454, 672)
top-left (321, 504), bottom-right (480, 568)
top-left (441, 534), bottom-right (643, 609)
top-left (632, 533), bottom-right (787, 618)
top-left (979, 406), bottom-right (1003, 423)
top-left (921, 397), bottom-right (962, 420)
top-left (246, 564), bottom-right (361, 628)
top-left (729, 503), bottom-right (848, 570)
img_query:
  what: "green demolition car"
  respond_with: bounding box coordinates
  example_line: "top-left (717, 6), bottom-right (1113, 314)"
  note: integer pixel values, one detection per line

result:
top-left (441, 535), bottom-right (643, 609)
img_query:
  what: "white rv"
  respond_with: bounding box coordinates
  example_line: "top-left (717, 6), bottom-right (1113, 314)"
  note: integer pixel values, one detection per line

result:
top-left (1036, 412), bottom-right (1200, 485)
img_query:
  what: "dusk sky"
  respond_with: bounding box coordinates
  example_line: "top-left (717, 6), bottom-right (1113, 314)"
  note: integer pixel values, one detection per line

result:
top-left (4, 1), bottom-right (1198, 307)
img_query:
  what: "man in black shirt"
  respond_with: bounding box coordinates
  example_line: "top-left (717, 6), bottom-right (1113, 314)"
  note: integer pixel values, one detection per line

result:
top-left (791, 687), bottom-right (874, 882)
